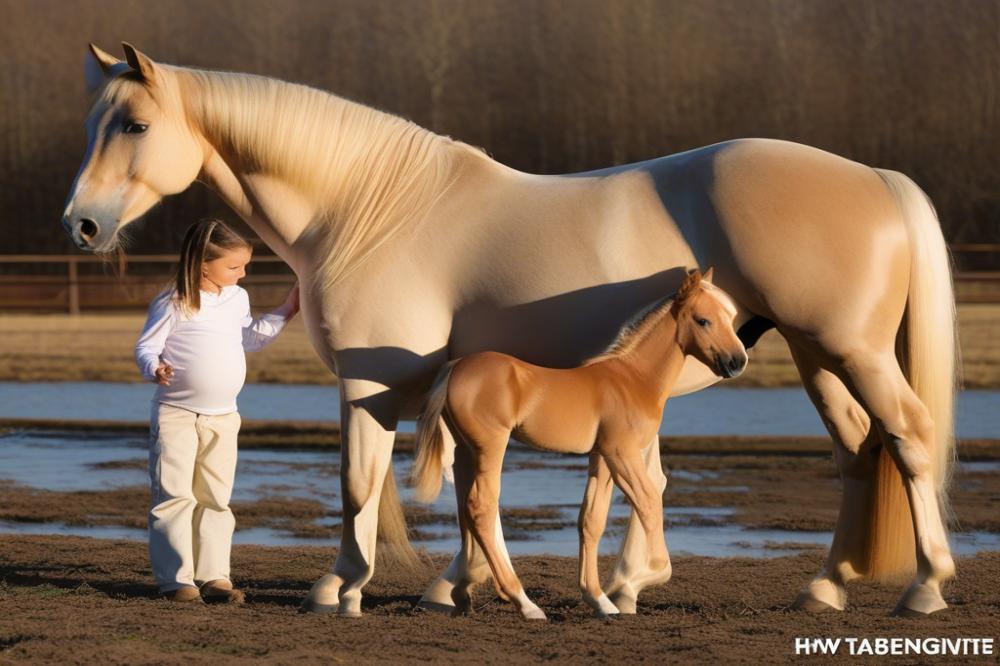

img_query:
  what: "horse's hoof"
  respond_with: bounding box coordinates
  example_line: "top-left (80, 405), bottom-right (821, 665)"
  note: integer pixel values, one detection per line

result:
top-left (792, 578), bottom-right (845, 612)
top-left (337, 598), bottom-right (363, 618)
top-left (413, 600), bottom-right (456, 614)
top-left (298, 599), bottom-right (339, 614)
top-left (892, 583), bottom-right (947, 617)
top-left (792, 592), bottom-right (838, 613)
top-left (593, 609), bottom-right (621, 620)
top-left (607, 586), bottom-right (637, 615)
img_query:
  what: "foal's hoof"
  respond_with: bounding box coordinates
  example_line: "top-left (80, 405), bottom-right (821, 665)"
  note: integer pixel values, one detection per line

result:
top-left (298, 598), bottom-right (339, 614)
top-left (607, 586), bottom-right (637, 615)
top-left (522, 607), bottom-right (547, 621)
top-left (413, 600), bottom-right (456, 615)
top-left (892, 583), bottom-right (948, 617)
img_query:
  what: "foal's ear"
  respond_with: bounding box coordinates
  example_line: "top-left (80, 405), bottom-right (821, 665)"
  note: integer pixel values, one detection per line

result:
top-left (122, 42), bottom-right (157, 85)
top-left (85, 44), bottom-right (122, 94)
top-left (703, 267), bottom-right (714, 284)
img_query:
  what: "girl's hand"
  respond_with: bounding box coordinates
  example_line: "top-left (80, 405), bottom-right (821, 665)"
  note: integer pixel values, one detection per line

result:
top-left (282, 281), bottom-right (300, 320)
top-left (154, 363), bottom-right (174, 386)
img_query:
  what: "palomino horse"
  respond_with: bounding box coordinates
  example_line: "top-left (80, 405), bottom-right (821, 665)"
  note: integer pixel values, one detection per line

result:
top-left (412, 269), bottom-right (747, 619)
top-left (64, 44), bottom-right (957, 618)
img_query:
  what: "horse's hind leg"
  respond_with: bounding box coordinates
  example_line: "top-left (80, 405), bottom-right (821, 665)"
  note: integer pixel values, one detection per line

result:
top-left (838, 350), bottom-right (954, 615)
top-left (418, 512), bottom-right (504, 613)
top-left (606, 434), bottom-right (670, 614)
top-left (578, 451), bottom-right (619, 618)
top-left (602, 435), bottom-right (671, 613)
top-left (460, 437), bottom-right (546, 620)
top-left (789, 343), bottom-right (879, 612)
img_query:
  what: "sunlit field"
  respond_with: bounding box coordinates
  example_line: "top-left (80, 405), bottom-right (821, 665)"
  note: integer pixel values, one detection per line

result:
top-left (1, 304), bottom-right (997, 387)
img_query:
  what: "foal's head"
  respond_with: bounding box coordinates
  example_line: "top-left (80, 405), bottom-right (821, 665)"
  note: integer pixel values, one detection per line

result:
top-left (672, 269), bottom-right (748, 379)
top-left (63, 44), bottom-right (205, 253)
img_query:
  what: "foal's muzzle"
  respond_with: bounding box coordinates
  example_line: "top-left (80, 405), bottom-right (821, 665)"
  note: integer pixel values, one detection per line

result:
top-left (716, 353), bottom-right (747, 379)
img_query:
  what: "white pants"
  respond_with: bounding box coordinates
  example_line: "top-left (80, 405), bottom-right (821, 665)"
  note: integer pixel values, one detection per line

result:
top-left (148, 403), bottom-right (241, 592)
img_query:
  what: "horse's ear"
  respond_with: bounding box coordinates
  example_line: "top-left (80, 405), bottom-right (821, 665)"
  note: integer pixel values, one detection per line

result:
top-left (86, 44), bottom-right (120, 94)
top-left (121, 42), bottom-right (157, 85)
top-left (675, 268), bottom-right (702, 304)
top-left (703, 267), bottom-right (714, 284)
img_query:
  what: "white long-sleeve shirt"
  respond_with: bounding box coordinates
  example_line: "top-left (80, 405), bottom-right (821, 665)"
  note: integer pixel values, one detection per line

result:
top-left (135, 285), bottom-right (290, 415)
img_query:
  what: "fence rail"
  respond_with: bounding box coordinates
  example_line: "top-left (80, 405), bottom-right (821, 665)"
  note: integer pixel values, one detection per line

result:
top-left (0, 254), bottom-right (295, 314)
top-left (1, 248), bottom-right (999, 313)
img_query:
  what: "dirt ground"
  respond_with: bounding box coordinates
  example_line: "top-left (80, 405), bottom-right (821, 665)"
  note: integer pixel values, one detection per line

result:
top-left (0, 536), bottom-right (997, 664)
top-left (2, 304), bottom-right (999, 386)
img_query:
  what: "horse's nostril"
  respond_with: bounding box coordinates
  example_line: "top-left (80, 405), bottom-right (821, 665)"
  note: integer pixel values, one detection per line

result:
top-left (78, 219), bottom-right (99, 241)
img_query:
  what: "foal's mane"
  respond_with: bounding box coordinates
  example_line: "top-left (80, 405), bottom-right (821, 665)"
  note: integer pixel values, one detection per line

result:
top-left (115, 65), bottom-right (472, 288)
top-left (585, 275), bottom-right (707, 364)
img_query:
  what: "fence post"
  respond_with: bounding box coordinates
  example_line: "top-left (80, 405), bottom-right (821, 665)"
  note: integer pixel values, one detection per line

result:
top-left (67, 257), bottom-right (80, 315)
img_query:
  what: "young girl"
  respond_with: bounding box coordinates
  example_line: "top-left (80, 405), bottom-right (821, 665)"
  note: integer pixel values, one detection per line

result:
top-left (135, 219), bottom-right (299, 603)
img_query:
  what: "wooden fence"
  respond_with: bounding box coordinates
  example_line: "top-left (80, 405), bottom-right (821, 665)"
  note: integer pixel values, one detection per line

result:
top-left (1, 245), bottom-right (998, 313)
top-left (0, 255), bottom-right (295, 314)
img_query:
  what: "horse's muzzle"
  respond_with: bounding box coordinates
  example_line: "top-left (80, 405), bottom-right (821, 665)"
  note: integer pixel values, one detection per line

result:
top-left (63, 216), bottom-right (104, 251)
top-left (716, 353), bottom-right (747, 379)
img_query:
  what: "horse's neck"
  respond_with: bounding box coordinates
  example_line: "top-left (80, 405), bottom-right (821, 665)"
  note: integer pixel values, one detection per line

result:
top-left (618, 315), bottom-right (685, 401)
top-left (183, 68), bottom-right (461, 281)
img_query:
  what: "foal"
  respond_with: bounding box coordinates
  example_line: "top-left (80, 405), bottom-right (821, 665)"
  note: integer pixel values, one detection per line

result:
top-left (412, 269), bottom-right (748, 620)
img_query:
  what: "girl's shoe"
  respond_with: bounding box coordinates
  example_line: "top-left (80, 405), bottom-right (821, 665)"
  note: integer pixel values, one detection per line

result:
top-left (162, 586), bottom-right (203, 602)
top-left (201, 579), bottom-right (246, 604)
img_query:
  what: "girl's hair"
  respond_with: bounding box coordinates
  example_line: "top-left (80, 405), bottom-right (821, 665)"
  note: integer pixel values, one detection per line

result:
top-left (173, 219), bottom-right (251, 315)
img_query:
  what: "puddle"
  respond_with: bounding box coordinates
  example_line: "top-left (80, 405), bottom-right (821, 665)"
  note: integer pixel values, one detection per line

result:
top-left (1, 429), bottom-right (998, 557)
top-left (3, 383), bottom-right (999, 438)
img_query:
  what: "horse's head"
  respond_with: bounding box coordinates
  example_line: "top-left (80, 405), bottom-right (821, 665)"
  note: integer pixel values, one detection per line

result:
top-left (62, 44), bottom-right (204, 253)
top-left (672, 268), bottom-right (748, 379)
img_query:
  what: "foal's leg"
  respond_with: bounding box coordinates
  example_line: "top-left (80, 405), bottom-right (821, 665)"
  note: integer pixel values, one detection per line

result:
top-left (789, 344), bottom-right (878, 612)
top-left (462, 438), bottom-right (546, 620)
top-left (578, 451), bottom-right (619, 617)
top-left (448, 448), bottom-right (481, 616)
top-left (606, 434), bottom-right (670, 614)
top-left (840, 351), bottom-right (954, 615)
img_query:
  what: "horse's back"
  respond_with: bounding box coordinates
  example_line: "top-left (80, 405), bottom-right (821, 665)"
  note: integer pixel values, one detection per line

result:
top-left (637, 139), bottom-right (911, 338)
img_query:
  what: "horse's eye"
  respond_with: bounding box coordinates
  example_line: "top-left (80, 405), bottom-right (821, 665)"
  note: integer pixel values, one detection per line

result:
top-left (123, 121), bottom-right (148, 134)
top-left (697, 318), bottom-right (710, 327)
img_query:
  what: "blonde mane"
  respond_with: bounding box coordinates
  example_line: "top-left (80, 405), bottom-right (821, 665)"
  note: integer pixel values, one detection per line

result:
top-left (585, 278), bottom-right (732, 364)
top-left (585, 293), bottom-right (679, 364)
top-left (151, 66), bottom-right (464, 288)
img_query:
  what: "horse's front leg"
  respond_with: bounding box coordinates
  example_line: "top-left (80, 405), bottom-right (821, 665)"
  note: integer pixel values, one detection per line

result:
top-left (605, 433), bottom-right (671, 614)
top-left (303, 380), bottom-right (399, 618)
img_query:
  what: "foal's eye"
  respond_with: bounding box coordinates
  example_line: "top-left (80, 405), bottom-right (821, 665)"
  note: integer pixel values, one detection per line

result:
top-left (122, 121), bottom-right (148, 134)
top-left (697, 318), bottom-right (710, 327)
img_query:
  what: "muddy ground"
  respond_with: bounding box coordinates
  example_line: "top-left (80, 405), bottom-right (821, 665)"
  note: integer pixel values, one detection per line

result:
top-left (1, 536), bottom-right (998, 664)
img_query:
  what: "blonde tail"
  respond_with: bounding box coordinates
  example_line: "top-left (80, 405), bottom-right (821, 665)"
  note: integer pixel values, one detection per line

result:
top-left (411, 361), bottom-right (459, 502)
top-left (866, 169), bottom-right (958, 580)
top-left (376, 464), bottom-right (424, 571)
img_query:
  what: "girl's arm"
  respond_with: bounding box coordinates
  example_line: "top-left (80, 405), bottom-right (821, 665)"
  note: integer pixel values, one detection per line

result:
top-left (241, 282), bottom-right (299, 352)
top-left (135, 293), bottom-right (177, 382)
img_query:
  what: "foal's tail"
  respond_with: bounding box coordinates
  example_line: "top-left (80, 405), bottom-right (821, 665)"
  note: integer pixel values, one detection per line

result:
top-left (866, 169), bottom-right (959, 580)
top-left (412, 361), bottom-right (459, 502)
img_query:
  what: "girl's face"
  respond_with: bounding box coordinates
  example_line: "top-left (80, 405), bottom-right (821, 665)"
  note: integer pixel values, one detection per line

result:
top-left (201, 246), bottom-right (252, 291)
